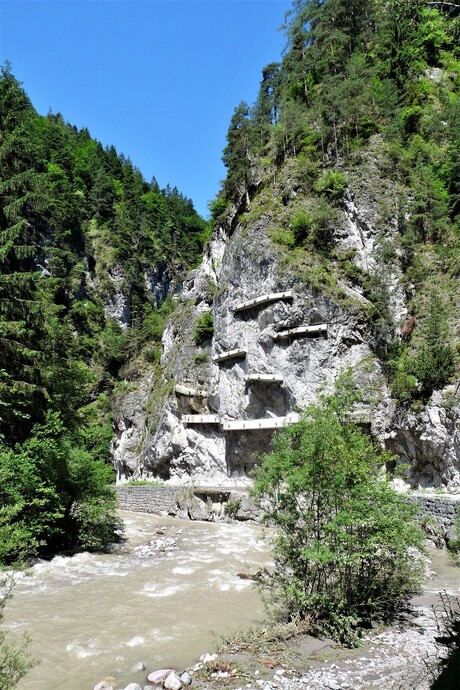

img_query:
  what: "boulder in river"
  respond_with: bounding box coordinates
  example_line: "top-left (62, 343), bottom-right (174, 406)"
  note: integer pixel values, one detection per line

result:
top-left (164, 672), bottom-right (182, 690)
top-left (179, 672), bottom-right (192, 686)
top-left (147, 669), bottom-right (176, 684)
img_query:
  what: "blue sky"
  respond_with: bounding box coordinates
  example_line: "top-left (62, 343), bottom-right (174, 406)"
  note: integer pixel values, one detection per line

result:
top-left (0, 0), bottom-right (293, 216)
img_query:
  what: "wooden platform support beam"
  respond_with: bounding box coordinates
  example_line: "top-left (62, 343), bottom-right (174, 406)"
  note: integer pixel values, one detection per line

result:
top-left (234, 291), bottom-right (294, 313)
top-left (221, 414), bottom-right (300, 431)
top-left (273, 324), bottom-right (328, 340)
top-left (182, 414), bottom-right (220, 425)
top-left (246, 374), bottom-right (283, 384)
top-left (212, 348), bottom-right (247, 364)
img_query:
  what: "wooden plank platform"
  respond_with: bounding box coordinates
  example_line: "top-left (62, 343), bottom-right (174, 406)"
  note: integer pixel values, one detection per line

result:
top-left (234, 291), bottom-right (294, 313)
top-left (182, 414), bottom-right (220, 425)
top-left (221, 414), bottom-right (300, 431)
top-left (212, 348), bottom-right (247, 364)
top-left (246, 374), bottom-right (284, 384)
top-left (273, 324), bottom-right (328, 340)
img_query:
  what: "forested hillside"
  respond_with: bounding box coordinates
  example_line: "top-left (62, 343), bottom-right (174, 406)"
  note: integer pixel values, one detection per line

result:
top-left (0, 65), bottom-right (208, 564)
top-left (2, 0), bottom-right (460, 561)
top-left (215, 0), bottom-right (460, 401)
top-left (131, 0), bottom-right (460, 488)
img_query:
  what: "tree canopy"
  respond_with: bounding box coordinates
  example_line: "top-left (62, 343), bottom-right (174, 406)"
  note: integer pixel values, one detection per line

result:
top-left (253, 388), bottom-right (425, 645)
top-left (0, 64), bottom-right (209, 565)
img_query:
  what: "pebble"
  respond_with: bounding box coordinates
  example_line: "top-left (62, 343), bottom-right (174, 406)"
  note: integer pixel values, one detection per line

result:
top-left (123, 684), bottom-right (143, 690)
top-left (180, 671), bottom-right (192, 685)
top-left (131, 662), bottom-right (145, 672)
top-left (93, 683), bottom-right (113, 690)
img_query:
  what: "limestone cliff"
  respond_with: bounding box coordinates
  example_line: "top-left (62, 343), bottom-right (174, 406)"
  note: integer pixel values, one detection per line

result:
top-left (112, 137), bottom-right (460, 489)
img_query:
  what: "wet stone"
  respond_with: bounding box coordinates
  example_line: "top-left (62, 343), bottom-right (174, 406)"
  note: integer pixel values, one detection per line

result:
top-left (164, 671), bottom-right (182, 690)
top-left (147, 669), bottom-right (176, 684)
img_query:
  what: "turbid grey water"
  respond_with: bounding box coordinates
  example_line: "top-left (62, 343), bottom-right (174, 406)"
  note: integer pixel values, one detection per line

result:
top-left (4, 511), bottom-right (272, 690)
top-left (4, 512), bottom-right (459, 690)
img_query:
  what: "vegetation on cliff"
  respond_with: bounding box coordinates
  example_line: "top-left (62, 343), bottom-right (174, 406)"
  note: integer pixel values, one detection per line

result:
top-left (217, 0), bottom-right (460, 402)
top-left (0, 64), bottom-right (208, 564)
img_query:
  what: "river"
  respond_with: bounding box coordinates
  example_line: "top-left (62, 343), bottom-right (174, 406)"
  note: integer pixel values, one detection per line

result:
top-left (4, 512), bottom-right (459, 690)
top-left (4, 511), bottom-right (272, 690)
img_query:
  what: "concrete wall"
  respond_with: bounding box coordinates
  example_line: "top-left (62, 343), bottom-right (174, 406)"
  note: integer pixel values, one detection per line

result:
top-left (115, 484), bottom-right (261, 522)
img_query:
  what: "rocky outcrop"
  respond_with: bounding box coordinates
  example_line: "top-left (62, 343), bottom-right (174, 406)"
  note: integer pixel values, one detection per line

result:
top-left (111, 140), bottom-right (460, 490)
top-left (387, 387), bottom-right (460, 487)
top-left (103, 267), bottom-right (131, 329)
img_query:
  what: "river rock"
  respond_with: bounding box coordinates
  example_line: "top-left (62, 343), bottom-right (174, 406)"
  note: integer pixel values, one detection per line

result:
top-left (179, 672), bottom-right (192, 686)
top-left (124, 684), bottom-right (143, 690)
top-left (164, 671), bottom-right (182, 690)
top-left (131, 662), bottom-right (146, 672)
top-left (147, 669), bottom-right (175, 684)
top-left (93, 683), bottom-right (114, 690)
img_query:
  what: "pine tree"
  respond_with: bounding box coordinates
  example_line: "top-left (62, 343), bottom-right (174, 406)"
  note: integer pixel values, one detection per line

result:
top-left (0, 65), bottom-right (53, 442)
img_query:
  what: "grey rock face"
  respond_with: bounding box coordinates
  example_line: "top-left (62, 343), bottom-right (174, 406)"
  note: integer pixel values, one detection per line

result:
top-left (386, 388), bottom-right (460, 487)
top-left (104, 267), bottom-right (131, 329)
top-left (112, 144), bottom-right (460, 489)
top-left (112, 370), bottom-right (156, 481)
top-left (140, 213), bottom-right (392, 486)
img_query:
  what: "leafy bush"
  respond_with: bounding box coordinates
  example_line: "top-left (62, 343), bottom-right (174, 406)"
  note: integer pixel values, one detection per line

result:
top-left (0, 576), bottom-right (35, 689)
top-left (291, 210), bottom-right (312, 244)
top-left (193, 311), bottom-right (214, 345)
top-left (0, 413), bottom-right (121, 565)
top-left (309, 198), bottom-right (340, 249)
top-left (209, 197), bottom-right (228, 222)
top-left (314, 170), bottom-right (347, 203)
top-left (252, 388), bottom-right (425, 645)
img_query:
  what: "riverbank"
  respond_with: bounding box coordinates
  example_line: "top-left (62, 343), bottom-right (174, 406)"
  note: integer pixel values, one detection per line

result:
top-left (93, 593), bottom-right (456, 690)
top-left (190, 595), bottom-right (447, 690)
top-left (91, 543), bottom-right (459, 690)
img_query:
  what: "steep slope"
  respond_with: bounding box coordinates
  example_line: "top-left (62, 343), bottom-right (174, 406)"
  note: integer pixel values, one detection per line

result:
top-left (0, 66), bottom-right (208, 562)
top-left (115, 0), bottom-right (460, 489)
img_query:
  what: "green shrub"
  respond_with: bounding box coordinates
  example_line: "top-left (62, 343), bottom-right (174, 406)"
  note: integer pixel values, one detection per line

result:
top-left (208, 197), bottom-right (228, 222)
top-left (0, 576), bottom-right (35, 689)
top-left (309, 198), bottom-right (340, 249)
top-left (193, 311), bottom-right (214, 345)
top-left (291, 210), bottom-right (312, 244)
top-left (252, 388), bottom-right (425, 646)
top-left (314, 170), bottom-right (347, 203)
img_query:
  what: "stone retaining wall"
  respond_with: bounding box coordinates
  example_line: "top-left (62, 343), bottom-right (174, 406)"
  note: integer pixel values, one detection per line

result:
top-left (407, 493), bottom-right (460, 531)
top-left (116, 485), bottom-right (459, 533)
top-left (115, 484), bottom-right (262, 522)
top-left (116, 485), bottom-right (184, 514)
